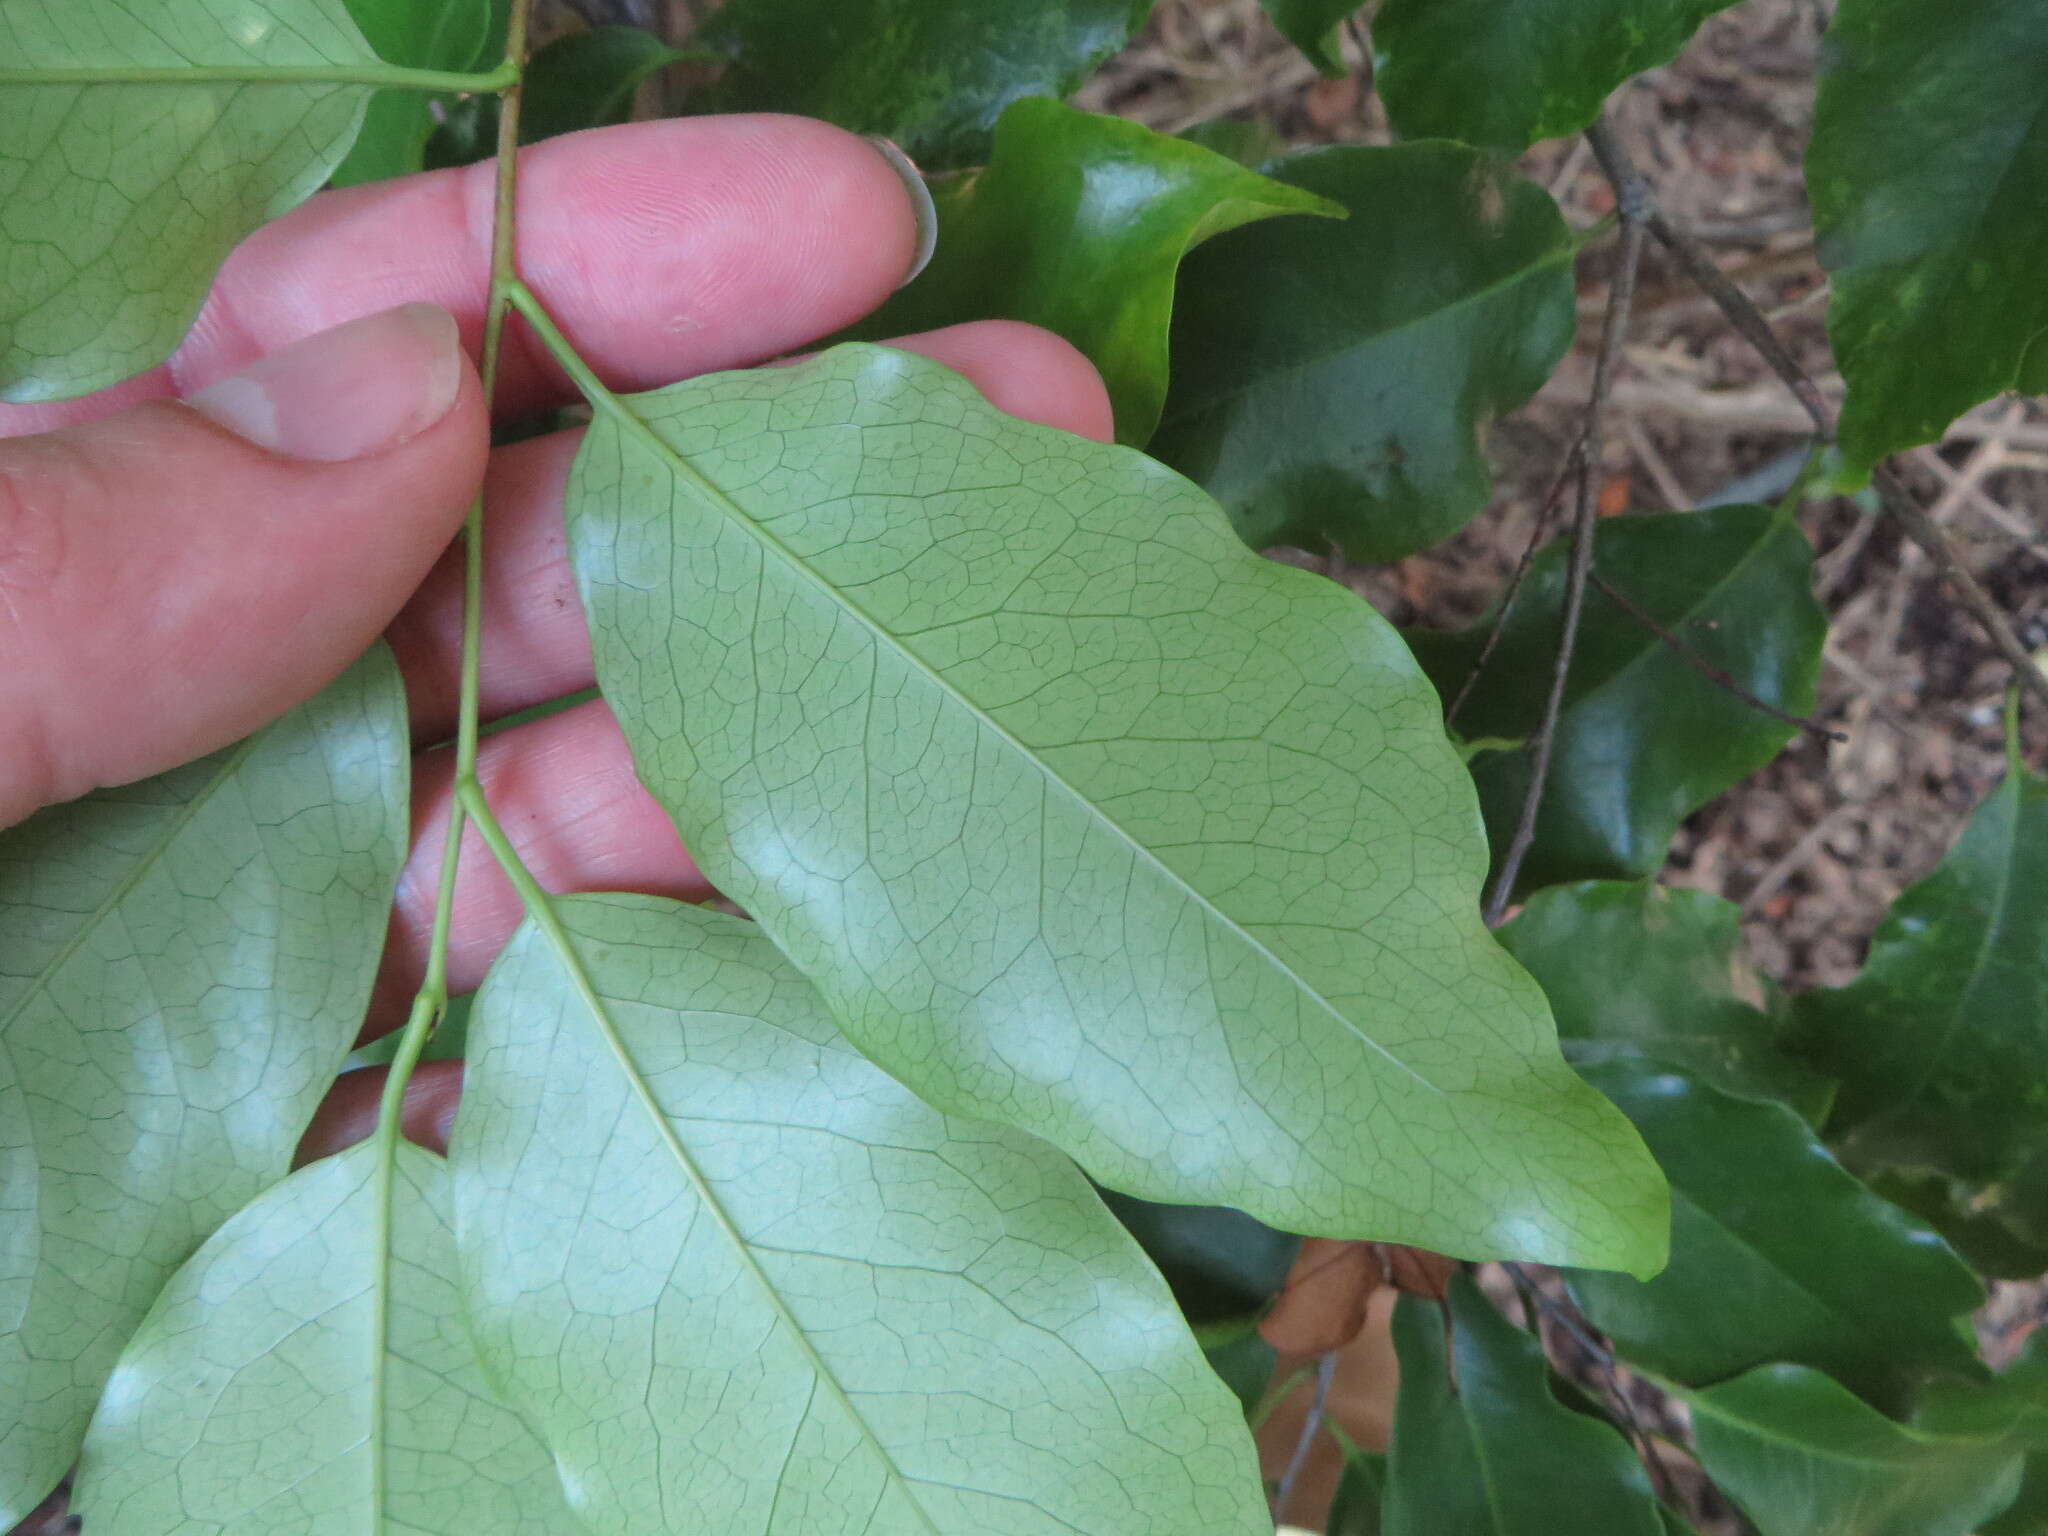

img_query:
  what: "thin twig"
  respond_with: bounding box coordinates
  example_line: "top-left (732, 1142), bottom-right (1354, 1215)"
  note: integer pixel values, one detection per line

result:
top-left (1446, 451), bottom-right (1582, 731)
top-left (1271, 1352), bottom-right (1337, 1524)
top-left (1589, 570), bottom-right (1845, 742)
top-left (1484, 209), bottom-right (1648, 925)
top-left (1584, 114), bottom-right (2048, 717)
top-left (1503, 1266), bottom-right (1680, 1506)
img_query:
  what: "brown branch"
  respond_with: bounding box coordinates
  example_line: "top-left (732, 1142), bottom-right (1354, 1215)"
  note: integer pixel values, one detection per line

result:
top-left (1446, 450), bottom-right (1583, 731)
top-left (1589, 570), bottom-right (1846, 743)
top-left (1484, 213), bottom-right (1648, 926)
top-left (1584, 115), bottom-right (2048, 719)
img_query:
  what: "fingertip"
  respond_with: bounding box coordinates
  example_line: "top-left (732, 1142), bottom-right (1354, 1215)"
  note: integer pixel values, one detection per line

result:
top-left (507, 115), bottom-right (928, 390)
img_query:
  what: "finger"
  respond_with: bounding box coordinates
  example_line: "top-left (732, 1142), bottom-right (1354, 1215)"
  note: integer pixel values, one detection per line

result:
top-left (359, 698), bottom-right (710, 1042)
top-left (295, 1060), bottom-right (464, 1165)
top-left (391, 320), bottom-right (1117, 741)
top-left (0, 306), bottom-right (486, 826)
top-left (0, 117), bottom-right (928, 438)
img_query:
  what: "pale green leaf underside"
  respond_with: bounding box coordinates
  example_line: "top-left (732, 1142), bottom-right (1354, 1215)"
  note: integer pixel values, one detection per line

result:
top-left (73, 1141), bottom-right (578, 1535)
top-left (0, 646), bottom-right (408, 1524)
top-left (0, 0), bottom-right (379, 401)
top-left (453, 894), bottom-right (1270, 1535)
top-left (567, 343), bottom-right (1667, 1274)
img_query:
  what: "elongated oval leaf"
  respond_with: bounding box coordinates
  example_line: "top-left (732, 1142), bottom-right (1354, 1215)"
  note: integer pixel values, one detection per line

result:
top-left (566, 341), bottom-right (1667, 1273)
top-left (451, 892), bottom-right (1270, 1534)
top-left (1796, 760), bottom-right (2048, 1211)
top-left (691, 0), bottom-right (1151, 169)
top-left (1810, 0), bottom-right (2048, 480)
top-left (1565, 1058), bottom-right (1984, 1411)
top-left (846, 97), bottom-right (1343, 445)
top-left (71, 1141), bottom-right (578, 1534)
top-left (0, 0), bottom-right (382, 400)
top-left (1686, 1365), bottom-right (2025, 1536)
top-left (1373, 0), bottom-right (1742, 151)
top-left (1499, 880), bottom-right (1831, 1120)
top-left (1384, 1272), bottom-right (1663, 1536)
top-left (1151, 143), bottom-right (1577, 561)
top-left (1407, 504), bottom-right (1826, 894)
top-left (0, 646), bottom-right (408, 1525)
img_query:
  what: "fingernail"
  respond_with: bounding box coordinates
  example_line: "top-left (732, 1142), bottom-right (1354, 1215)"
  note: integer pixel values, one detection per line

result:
top-left (865, 137), bottom-right (938, 289)
top-left (187, 304), bottom-right (464, 462)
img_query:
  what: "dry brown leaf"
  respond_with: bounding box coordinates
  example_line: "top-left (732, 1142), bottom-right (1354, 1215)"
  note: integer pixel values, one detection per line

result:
top-left (1260, 1238), bottom-right (1384, 1356)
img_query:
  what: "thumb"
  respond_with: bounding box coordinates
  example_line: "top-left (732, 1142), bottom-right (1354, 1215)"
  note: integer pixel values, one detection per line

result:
top-left (0, 305), bottom-right (486, 826)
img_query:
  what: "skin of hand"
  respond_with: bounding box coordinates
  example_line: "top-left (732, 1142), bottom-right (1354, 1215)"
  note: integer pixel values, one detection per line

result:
top-left (0, 115), bottom-right (1115, 1161)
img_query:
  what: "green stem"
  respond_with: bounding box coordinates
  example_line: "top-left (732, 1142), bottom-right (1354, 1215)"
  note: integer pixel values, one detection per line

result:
top-left (0, 60), bottom-right (520, 93)
top-left (366, 3), bottom-right (531, 1523)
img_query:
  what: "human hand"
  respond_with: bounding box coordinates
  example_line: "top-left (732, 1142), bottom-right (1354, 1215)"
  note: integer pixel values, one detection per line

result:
top-left (0, 115), bottom-right (1113, 1155)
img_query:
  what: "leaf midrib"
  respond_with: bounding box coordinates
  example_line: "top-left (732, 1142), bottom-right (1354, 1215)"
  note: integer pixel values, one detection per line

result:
top-left (533, 915), bottom-right (945, 1536)
top-left (589, 368), bottom-right (1439, 1093)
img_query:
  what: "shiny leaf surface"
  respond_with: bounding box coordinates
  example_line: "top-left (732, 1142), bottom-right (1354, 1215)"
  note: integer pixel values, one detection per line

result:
top-left (1384, 1272), bottom-right (1662, 1536)
top-left (0, 0), bottom-right (380, 399)
top-left (848, 97), bottom-right (1342, 444)
top-left (1809, 0), bottom-right (2048, 479)
top-left (1687, 1365), bottom-right (2024, 1536)
top-left (692, 0), bottom-right (1151, 168)
top-left (332, 0), bottom-right (490, 186)
top-left (1373, 0), bottom-right (1742, 150)
top-left (71, 1142), bottom-right (577, 1534)
top-left (1796, 759), bottom-right (2048, 1241)
top-left (1258, 0), bottom-right (1362, 75)
top-left (1500, 879), bottom-right (1831, 1118)
top-left (568, 341), bottom-right (1667, 1271)
top-left (1567, 1058), bottom-right (1984, 1411)
top-left (1153, 143), bottom-right (1577, 560)
top-left (1408, 505), bottom-right (1825, 894)
top-left (451, 893), bottom-right (1270, 1534)
top-left (0, 648), bottom-right (409, 1524)
top-left (519, 25), bottom-right (684, 141)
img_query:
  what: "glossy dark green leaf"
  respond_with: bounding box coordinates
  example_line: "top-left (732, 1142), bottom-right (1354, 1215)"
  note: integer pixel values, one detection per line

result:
top-left (1200, 1320), bottom-right (1280, 1419)
top-left (1373, 0), bottom-right (1742, 151)
top-left (1152, 143), bottom-right (1577, 560)
top-left (1795, 759), bottom-right (2048, 1240)
top-left (1499, 880), bottom-right (1831, 1119)
top-left (1327, 1442), bottom-right (1387, 1536)
top-left (0, 0), bottom-right (384, 399)
top-left (333, 0), bottom-right (492, 186)
top-left (1969, 1335), bottom-right (2048, 1535)
top-left (848, 97), bottom-right (1342, 444)
top-left (1097, 1190), bottom-right (1300, 1324)
top-left (1407, 505), bottom-right (1826, 894)
top-left (1687, 1365), bottom-right (2024, 1536)
top-left (0, 647), bottom-right (409, 1525)
top-left (519, 25), bottom-right (684, 142)
top-left (70, 1143), bottom-right (577, 1535)
top-left (1566, 1058), bottom-right (1984, 1411)
top-left (567, 340), bottom-right (1668, 1271)
top-left (692, 0), bottom-right (1151, 168)
top-left (1259, 0), bottom-right (1361, 75)
top-left (1809, 0), bottom-right (2048, 480)
top-left (451, 893), bottom-right (1270, 1534)
top-left (1861, 1161), bottom-right (2048, 1282)
top-left (1384, 1273), bottom-right (1663, 1536)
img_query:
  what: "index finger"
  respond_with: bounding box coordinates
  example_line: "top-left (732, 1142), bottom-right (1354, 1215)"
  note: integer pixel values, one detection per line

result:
top-left (0, 115), bottom-right (927, 436)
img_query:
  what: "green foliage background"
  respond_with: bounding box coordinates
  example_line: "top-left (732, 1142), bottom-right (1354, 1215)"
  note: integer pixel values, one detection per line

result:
top-left (1, 0), bottom-right (2045, 1531)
